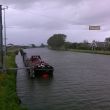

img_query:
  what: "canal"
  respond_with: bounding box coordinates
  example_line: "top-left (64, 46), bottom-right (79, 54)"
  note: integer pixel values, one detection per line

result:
top-left (16, 48), bottom-right (110, 110)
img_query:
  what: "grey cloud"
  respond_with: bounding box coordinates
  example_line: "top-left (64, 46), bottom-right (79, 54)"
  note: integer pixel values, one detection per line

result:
top-left (1, 0), bottom-right (37, 9)
top-left (1, 0), bottom-right (83, 9)
top-left (2, 0), bottom-right (110, 45)
top-left (69, 0), bottom-right (110, 26)
top-left (6, 0), bottom-right (110, 28)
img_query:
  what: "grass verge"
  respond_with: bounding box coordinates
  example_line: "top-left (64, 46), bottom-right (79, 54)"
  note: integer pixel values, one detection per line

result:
top-left (67, 49), bottom-right (110, 55)
top-left (0, 52), bottom-right (27, 110)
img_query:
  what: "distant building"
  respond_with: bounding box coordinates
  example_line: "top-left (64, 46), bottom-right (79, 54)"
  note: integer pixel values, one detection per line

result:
top-left (96, 42), bottom-right (106, 48)
top-left (7, 43), bottom-right (14, 47)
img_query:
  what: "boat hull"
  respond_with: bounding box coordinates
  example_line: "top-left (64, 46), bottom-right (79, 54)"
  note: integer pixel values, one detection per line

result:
top-left (27, 66), bottom-right (54, 78)
top-left (23, 54), bottom-right (54, 78)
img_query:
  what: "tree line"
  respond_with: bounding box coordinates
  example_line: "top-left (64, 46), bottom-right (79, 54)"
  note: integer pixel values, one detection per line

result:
top-left (47, 34), bottom-right (110, 51)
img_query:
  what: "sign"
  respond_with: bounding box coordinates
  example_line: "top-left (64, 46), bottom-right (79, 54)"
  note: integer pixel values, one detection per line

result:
top-left (89, 25), bottom-right (100, 30)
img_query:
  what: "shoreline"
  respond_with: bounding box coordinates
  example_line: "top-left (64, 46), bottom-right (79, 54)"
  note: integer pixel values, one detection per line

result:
top-left (49, 48), bottom-right (110, 55)
top-left (68, 49), bottom-right (110, 55)
top-left (0, 51), bottom-right (27, 110)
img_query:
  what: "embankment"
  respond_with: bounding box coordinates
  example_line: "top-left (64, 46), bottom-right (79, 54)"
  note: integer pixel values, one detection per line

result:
top-left (0, 51), bottom-right (27, 110)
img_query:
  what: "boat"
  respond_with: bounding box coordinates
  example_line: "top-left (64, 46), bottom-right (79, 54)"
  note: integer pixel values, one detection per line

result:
top-left (24, 55), bottom-right (54, 78)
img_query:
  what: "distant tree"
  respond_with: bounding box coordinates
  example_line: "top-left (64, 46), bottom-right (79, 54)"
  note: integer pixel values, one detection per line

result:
top-left (105, 37), bottom-right (110, 50)
top-left (40, 43), bottom-right (45, 48)
top-left (82, 40), bottom-right (90, 50)
top-left (47, 34), bottom-right (66, 49)
top-left (105, 37), bottom-right (110, 43)
top-left (83, 40), bottom-right (88, 44)
top-left (71, 43), bottom-right (78, 49)
top-left (64, 42), bottom-right (73, 49)
top-left (7, 43), bottom-right (14, 46)
top-left (64, 41), bottom-right (90, 50)
top-left (71, 40), bottom-right (90, 50)
top-left (31, 44), bottom-right (36, 48)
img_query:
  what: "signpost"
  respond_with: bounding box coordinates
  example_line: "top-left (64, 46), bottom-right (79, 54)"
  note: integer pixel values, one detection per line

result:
top-left (89, 25), bottom-right (100, 30)
top-left (0, 5), bottom-right (3, 70)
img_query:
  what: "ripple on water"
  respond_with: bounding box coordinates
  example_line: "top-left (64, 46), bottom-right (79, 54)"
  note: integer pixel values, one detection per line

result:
top-left (16, 48), bottom-right (110, 110)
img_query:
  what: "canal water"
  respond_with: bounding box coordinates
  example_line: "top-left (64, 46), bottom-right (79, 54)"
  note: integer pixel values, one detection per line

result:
top-left (16, 48), bottom-right (110, 110)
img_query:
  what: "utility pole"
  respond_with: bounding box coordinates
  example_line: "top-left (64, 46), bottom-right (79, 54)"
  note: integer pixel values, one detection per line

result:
top-left (0, 5), bottom-right (3, 70)
top-left (2, 6), bottom-right (8, 71)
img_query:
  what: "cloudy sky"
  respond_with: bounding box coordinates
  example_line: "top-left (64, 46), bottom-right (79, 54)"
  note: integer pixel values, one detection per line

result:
top-left (1, 0), bottom-right (110, 45)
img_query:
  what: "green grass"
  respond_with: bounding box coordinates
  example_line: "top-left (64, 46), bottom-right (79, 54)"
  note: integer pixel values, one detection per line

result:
top-left (67, 49), bottom-right (110, 55)
top-left (49, 47), bottom-right (110, 55)
top-left (0, 52), bottom-right (28, 110)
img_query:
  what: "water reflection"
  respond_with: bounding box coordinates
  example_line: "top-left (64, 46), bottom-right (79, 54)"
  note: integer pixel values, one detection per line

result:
top-left (26, 68), bottom-right (54, 80)
top-left (36, 75), bottom-right (53, 80)
top-left (36, 76), bottom-right (54, 87)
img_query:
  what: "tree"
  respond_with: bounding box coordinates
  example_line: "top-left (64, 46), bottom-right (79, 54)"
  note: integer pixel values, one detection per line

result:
top-left (47, 34), bottom-right (66, 49)
top-left (105, 37), bottom-right (110, 43)
top-left (83, 40), bottom-right (88, 44)
top-left (105, 37), bottom-right (110, 50)
top-left (40, 43), bottom-right (45, 48)
top-left (64, 42), bottom-right (73, 49)
top-left (31, 44), bottom-right (36, 48)
top-left (71, 43), bottom-right (78, 49)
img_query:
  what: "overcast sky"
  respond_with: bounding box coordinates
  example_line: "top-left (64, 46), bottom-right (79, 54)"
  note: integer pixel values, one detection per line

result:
top-left (1, 0), bottom-right (110, 45)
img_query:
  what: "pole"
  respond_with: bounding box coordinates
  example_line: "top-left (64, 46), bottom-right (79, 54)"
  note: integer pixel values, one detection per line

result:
top-left (0, 5), bottom-right (3, 70)
top-left (3, 8), bottom-right (6, 54)
top-left (2, 6), bottom-right (8, 71)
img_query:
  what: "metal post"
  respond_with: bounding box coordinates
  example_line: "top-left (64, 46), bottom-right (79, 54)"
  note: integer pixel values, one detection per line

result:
top-left (3, 8), bottom-right (6, 53)
top-left (0, 5), bottom-right (3, 70)
top-left (2, 6), bottom-right (8, 71)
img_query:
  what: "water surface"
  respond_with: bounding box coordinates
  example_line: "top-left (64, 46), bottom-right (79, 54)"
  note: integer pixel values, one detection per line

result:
top-left (16, 48), bottom-right (110, 110)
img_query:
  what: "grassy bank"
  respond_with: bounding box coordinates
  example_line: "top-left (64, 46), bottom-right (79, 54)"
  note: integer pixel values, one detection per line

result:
top-left (67, 49), bottom-right (110, 55)
top-left (51, 47), bottom-right (110, 55)
top-left (0, 52), bottom-right (27, 110)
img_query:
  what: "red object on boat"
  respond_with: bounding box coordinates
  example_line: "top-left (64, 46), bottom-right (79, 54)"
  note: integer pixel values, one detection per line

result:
top-left (42, 73), bottom-right (49, 79)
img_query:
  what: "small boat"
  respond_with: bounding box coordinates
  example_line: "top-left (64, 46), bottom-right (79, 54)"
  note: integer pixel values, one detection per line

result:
top-left (24, 55), bottom-right (54, 78)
